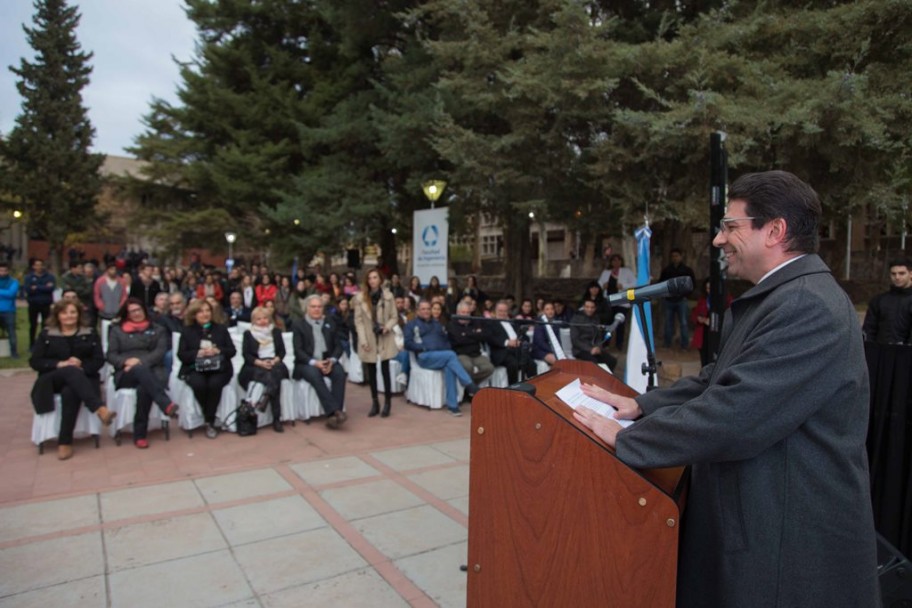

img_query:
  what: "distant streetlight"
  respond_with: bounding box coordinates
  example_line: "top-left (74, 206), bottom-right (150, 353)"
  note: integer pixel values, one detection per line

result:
top-left (528, 211), bottom-right (535, 219)
top-left (225, 231), bottom-right (237, 267)
top-left (293, 218), bottom-right (301, 226)
top-left (12, 210), bottom-right (22, 219)
top-left (391, 228), bottom-right (398, 235)
top-left (422, 180), bottom-right (447, 209)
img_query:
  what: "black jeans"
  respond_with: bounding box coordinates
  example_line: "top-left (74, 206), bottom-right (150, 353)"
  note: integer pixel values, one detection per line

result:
top-left (117, 365), bottom-right (171, 439)
top-left (185, 370), bottom-right (232, 425)
top-left (47, 366), bottom-right (102, 445)
top-left (28, 303), bottom-right (51, 347)
top-left (364, 359), bottom-right (392, 402)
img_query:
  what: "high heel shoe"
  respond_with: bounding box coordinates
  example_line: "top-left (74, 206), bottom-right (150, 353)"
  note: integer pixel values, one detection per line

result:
top-left (96, 406), bottom-right (116, 426)
top-left (368, 399), bottom-right (380, 417)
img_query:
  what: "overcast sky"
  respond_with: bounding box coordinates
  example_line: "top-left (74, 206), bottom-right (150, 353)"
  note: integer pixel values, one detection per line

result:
top-left (0, 0), bottom-right (197, 157)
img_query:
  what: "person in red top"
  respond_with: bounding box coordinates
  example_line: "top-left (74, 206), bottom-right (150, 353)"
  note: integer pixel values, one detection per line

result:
top-left (690, 278), bottom-right (732, 367)
top-left (195, 273), bottom-right (223, 302)
top-left (255, 273), bottom-right (278, 304)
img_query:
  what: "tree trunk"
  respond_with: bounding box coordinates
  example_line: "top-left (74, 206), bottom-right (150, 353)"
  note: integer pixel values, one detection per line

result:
top-left (503, 212), bottom-right (532, 299)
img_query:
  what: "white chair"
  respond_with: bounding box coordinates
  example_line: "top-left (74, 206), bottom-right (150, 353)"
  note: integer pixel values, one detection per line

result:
top-left (214, 328), bottom-right (272, 432)
top-left (535, 360), bottom-right (552, 375)
top-left (105, 375), bottom-right (171, 445)
top-left (347, 339), bottom-right (364, 383)
top-left (405, 352), bottom-right (464, 410)
top-left (169, 333), bottom-right (206, 435)
top-left (32, 395), bottom-right (102, 454)
top-left (480, 366), bottom-right (509, 388)
top-left (376, 357), bottom-right (406, 393)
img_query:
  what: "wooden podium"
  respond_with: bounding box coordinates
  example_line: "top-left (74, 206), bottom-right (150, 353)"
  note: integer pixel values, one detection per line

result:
top-left (466, 360), bottom-right (687, 607)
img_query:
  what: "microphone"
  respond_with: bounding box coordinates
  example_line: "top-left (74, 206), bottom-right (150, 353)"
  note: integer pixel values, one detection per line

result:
top-left (607, 276), bottom-right (693, 305)
top-left (602, 312), bottom-right (625, 346)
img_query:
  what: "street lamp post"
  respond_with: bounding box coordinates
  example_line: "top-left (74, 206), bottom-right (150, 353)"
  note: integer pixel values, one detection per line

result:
top-left (224, 231), bottom-right (237, 270)
top-left (422, 180), bottom-right (447, 208)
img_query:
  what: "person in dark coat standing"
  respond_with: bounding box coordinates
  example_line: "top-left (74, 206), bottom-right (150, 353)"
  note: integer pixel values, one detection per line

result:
top-left (238, 306), bottom-right (288, 432)
top-left (573, 171), bottom-right (880, 608)
top-left (658, 248), bottom-right (695, 349)
top-left (30, 300), bottom-right (116, 460)
top-left (24, 258), bottom-right (56, 348)
top-left (862, 258), bottom-right (912, 344)
top-left (292, 294), bottom-right (347, 429)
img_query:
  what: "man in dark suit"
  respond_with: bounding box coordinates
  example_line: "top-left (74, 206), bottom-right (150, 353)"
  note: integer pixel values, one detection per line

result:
top-left (573, 171), bottom-right (880, 608)
top-left (226, 291), bottom-right (252, 327)
top-left (292, 294), bottom-right (347, 429)
top-left (486, 300), bottom-right (535, 384)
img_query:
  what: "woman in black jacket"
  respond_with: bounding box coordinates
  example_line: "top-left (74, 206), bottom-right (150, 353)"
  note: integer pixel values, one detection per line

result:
top-left (30, 300), bottom-right (115, 460)
top-left (107, 298), bottom-right (178, 448)
top-left (178, 299), bottom-right (236, 439)
top-left (238, 306), bottom-right (288, 432)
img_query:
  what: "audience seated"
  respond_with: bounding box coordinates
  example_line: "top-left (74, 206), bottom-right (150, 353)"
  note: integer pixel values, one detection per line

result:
top-left (404, 299), bottom-right (480, 416)
top-left (178, 299), bottom-right (235, 439)
top-left (107, 298), bottom-right (179, 448)
top-left (292, 294), bottom-right (348, 429)
top-left (30, 300), bottom-right (115, 460)
top-left (570, 299), bottom-right (618, 370)
top-left (447, 301), bottom-right (494, 386)
top-left (239, 306), bottom-right (288, 432)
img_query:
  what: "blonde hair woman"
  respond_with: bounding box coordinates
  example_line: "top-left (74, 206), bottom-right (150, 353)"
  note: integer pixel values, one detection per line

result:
top-left (352, 268), bottom-right (398, 417)
top-left (238, 306), bottom-right (288, 432)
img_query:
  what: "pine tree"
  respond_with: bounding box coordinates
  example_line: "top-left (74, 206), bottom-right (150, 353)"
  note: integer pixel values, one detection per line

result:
top-left (1, 0), bottom-right (103, 272)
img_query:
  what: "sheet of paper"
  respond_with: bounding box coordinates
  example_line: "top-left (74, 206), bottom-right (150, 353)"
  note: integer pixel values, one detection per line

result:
top-left (556, 378), bottom-right (634, 428)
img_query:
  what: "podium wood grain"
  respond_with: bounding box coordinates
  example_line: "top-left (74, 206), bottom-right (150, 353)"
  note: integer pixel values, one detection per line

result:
top-left (467, 360), bottom-right (685, 607)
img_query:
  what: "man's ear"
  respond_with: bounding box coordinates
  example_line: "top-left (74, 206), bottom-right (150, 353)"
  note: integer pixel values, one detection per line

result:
top-left (767, 218), bottom-right (788, 247)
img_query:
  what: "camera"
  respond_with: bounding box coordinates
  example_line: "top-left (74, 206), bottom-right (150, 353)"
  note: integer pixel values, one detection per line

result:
top-left (373, 322), bottom-right (385, 336)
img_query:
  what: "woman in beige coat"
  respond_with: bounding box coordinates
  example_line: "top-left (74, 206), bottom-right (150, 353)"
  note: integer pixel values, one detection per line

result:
top-left (353, 269), bottom-right (399, 417)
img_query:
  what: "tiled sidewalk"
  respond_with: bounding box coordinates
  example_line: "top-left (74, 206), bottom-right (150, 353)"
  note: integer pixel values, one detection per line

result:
top-left (0, 369), bottom-right (472, 607)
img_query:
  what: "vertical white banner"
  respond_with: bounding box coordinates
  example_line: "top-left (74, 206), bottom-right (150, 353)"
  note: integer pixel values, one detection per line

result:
top-left (412, 208), bottom-right (449, 287)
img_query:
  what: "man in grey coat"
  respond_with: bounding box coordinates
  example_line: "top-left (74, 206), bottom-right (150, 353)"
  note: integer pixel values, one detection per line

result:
top-left (574, 171), bottom-right (880, 608)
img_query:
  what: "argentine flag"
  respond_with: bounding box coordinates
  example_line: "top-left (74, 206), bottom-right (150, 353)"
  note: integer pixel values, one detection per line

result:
top-left (625, 225), bottom-right (655, 394)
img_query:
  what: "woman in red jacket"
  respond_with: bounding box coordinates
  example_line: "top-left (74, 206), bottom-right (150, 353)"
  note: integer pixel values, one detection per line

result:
top-left (254, 273), bottom-right (278, 304)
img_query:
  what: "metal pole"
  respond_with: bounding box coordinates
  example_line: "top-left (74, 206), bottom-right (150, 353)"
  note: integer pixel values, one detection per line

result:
top-left (708, 132), bottom-right (727, 363)
top-left (845, 213), bottom-right (852, 281)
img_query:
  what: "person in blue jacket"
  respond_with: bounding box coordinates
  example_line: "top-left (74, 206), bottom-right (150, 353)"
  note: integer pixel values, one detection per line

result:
top-left (24, 258), bottom-right (56, 348)
top-left (0, 261), bottom-right (20, 358)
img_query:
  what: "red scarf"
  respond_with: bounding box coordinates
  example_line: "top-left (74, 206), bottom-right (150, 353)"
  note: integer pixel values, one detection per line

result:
top-left (122, 320), bottom-right (150, 333)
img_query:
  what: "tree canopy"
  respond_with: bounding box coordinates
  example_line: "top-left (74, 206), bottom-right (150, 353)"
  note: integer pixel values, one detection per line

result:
top-left (126, 0), bottom-right (912, 289)
top-left (1, 0), bottom-right (104, 272)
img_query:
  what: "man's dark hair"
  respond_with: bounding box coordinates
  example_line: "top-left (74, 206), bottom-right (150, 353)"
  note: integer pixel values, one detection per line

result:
top-left (670, 248), bottom-right (683, 256)
top-left (729, 170), bottom-right (821, 254)
top-left (0, 261), bottom-right (8, 269)
top-left (69, 261), bottom-right (80, 269)
top-left (888, 258), bottom-right (911, 271)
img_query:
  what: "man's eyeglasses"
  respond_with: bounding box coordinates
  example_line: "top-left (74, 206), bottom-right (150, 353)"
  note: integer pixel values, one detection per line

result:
top-left (719, 217), bottom-right (757, 234)
top-left (127, 307), bottom-right (144, 315)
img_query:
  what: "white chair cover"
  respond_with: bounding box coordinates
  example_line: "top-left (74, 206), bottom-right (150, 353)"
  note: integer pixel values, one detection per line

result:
top-left (559, 327), bottom-right (575, 360)
top-left (31, 394), bottom-right (102, 448)
top-left (404, 352), bottom-right (464, 410)
top-left (105, 376), bottom-right (169, 439)
top-left (376, 357), bottom-right (405, 394)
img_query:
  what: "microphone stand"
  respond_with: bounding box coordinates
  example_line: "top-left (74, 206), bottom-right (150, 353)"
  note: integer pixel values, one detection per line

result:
top-left (633, 300), bottom-right (659, 391)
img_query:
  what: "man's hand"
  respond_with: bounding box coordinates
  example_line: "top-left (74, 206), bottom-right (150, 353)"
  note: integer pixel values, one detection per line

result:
top-left (580, 383), bottom-right (642, 420)
top-left (544, 353), bottom-right (557, 365)
top-left (124, 357), bottom-right (141, 372)
top-left (506, 338), bottom-right (519, 348)
top-left (573, 406), bottom-right (623, 448)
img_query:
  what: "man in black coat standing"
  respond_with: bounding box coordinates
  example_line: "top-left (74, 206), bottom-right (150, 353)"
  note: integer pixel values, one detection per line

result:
top-left (862, 258), bottom-right (912, 344)
top-left (293, 294), bottom-right (347, 429)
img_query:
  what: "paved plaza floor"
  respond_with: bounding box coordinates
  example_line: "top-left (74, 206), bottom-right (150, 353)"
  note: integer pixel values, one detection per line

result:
top-left (0, 368), bottom-right (473, 608)
top-left (0, 348), bottom-right (700, 608)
